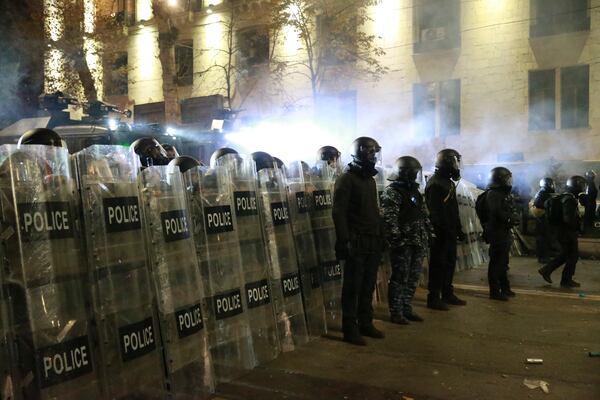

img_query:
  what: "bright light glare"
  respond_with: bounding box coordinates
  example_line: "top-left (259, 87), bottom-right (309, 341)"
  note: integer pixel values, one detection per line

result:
top-left (108, 118), bottom-right (118, 130)
top-left (166, 126), bottom-right (176, 136)
top-left (224, 121), bottom-right (346, 165)
top-left (167, 0), bottom-right (177, 7)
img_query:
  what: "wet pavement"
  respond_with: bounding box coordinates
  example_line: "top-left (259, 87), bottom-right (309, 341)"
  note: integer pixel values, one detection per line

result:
top-left (213, 257), bottom-right (600, 400)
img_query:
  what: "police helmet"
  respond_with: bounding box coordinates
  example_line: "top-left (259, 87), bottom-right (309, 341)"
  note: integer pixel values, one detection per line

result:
top-left (251, 151), bottom-right (275, 172)
top-left (566, 175), bottom-right (587, 196)
top-left (539, 177), bottom-right (555, 192)
top-left (168, 155), bottom-right (202, 174)
top-left (317, 145), bottom-right (341, 164)
top-left (18, 128), bottom-right (64, 147)
top-left (273, 157), bottom-right (285, 169)
top-left (130, 137), bottom-right (169, 167)
top-left (487, 166), bottom-right (513, 189)
top-left (351, 136), bottom-right (381, 164)
top-left (392, 156), bottom-right (422, 183)
top-left (161, 143), bottom-right (179, 159)
top-left (210, 147), bottom-right (238, 167)
top-left (585, 170), bottom-right (596, 180)
top-left (435, 148), bottom-right (461, 179)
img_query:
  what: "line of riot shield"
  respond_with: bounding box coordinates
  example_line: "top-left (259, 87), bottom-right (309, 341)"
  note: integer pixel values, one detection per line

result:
top-left (286, 161), bottom-right (327, 337)
top-left (138, 166), bottom-right (214, 396)
top-left (256, 163), bottom-right (309, 351)
top-left (182, 165), bottom-right (255, 382)
top-left (0, 144), bottom-right (101, 399)
top-left (212, 154), bottom-right (280, 365)
top-left (309, 161), bottom-right (343, 331)
top-left (74, 145), bottom-right (168, 399)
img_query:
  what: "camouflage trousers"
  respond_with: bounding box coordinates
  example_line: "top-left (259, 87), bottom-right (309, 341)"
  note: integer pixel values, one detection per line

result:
top-left (388, 246), bottom-right (426, 316)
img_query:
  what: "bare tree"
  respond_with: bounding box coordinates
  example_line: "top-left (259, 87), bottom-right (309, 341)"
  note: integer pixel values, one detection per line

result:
top-left (151, 0), bottom-right (182, 123)
top-left (270, 0), bottom-right (387, 103)
top-left (196, 0), bottom-right (285, 111)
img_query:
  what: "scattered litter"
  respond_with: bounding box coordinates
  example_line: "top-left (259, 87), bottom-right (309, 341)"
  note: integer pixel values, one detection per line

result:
top-left (502, 374), bottom-right (509, 378)
top-left (588, 351), bottom-right (600, 357)
top-left (526, 358), bottom-right (543, 364)
top-left (579, 293), bottom-right (586, 298)
top-left (433, 370), bottom-right (439, 376)
top-left (523, 379), bottom-right (550, 393)
top-left (402, 396), bottom-right (414, 400)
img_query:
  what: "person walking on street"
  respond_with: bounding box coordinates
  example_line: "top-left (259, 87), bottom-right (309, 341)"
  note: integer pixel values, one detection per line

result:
top-left (538, 176), bottom-right (586, 288)
top-left (425, 149), bottom-right (467, 310)
top-left (381, 156), bottom-right (432, 324)
top-left (332, 137), bottom-right (385, 346)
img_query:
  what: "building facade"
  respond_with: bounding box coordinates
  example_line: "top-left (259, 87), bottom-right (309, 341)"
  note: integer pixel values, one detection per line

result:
top-left (46, 0), bottom-right (600, 172)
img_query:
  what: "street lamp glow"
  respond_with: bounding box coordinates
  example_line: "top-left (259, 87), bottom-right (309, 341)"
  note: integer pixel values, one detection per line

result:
top-left (167, 0), bottom-right (177, 7)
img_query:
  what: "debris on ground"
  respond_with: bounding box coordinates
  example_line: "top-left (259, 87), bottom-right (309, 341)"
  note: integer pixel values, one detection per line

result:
top-left (523, 379), bottom-right (550, 394)
top-left (525, 358), bottom-right (543, 364)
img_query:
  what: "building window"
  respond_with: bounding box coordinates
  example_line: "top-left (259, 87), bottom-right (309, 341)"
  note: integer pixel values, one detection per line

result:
top-left (414, 0), bottom-right (460, 53)
top-left (561, 65), bottom-right (589, 129)
top-left (528, 69), bottom-right (555, 130)
top-left (105, 52), bottom-right (128, 96)
top-left (413, 79), bottom-right (460, 137)
top-left (237, 27), bottom-right (269, 69)
top-left (175, 42), bottom-right (193, 86)
top-left (529, 65), bottom-right (589, 131)
top-left (115, 0), bottom-right (136, 26)
top-left (530, 0), bottom-right (589, 37)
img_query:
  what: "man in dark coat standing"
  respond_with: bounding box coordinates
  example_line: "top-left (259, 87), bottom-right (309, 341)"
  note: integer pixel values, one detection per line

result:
top-left (332, 136), bottom-right (385, 346)
top-left (479, 167), bottom-right (520, 301)
top-left (425, 149), bottom-right (467, 310)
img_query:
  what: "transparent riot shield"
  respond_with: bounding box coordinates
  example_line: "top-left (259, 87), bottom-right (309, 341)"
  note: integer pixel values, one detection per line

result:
top-left (0, 144), bottom-right (101, 399)
top-left (0, 258), bottom-right (13, 400)
top-left (286, 161), bottom-right (326, 337)
top-left (185, 165), bottom-right (255, 382)
top-left (257, 164), bottom-right (309, 350)
top-left (310, 161), bottom-right (343, 331)
top-left (213, 154), bottom-right (280, 365)
top-left (75, 145), bottom-right (167, 399)
top-left (138, 166), bottom-right (214, 396)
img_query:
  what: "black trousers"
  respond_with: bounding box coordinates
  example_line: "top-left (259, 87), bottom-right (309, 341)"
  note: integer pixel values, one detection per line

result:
top-left (427, 233), bottom-right (457, 298)
top-left (535, 217), bottom-right (558, 260)
top-left (543, 231), bottom-right (578, 283)
top-left (488, 240), bottom-right (511, 294)
top-left (341, 250), bottom-right (382, 332)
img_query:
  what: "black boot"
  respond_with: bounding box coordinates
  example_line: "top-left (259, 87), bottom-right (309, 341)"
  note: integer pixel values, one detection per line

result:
top-left (427, 294), bottom-right (449, 311)
top-left (490, 290), bottom-right (509, 301)
top-left (342, 321), bottom-right (367, 346)
top-left (538, 267), bottom-right (552, 284)
top-left (359, 324), bottom-right (385, 338)
top-left (442, 293), bottom-right (467, 306)
top-left (390, 314), bottom-right (409, 325)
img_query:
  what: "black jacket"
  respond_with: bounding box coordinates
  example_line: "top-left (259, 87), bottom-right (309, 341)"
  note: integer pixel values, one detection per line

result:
top-left (332, 161), bottom-right (383, 246)
top-left (533, 188), bottom-right (553, 209)
top-left (484, 187), bottom-right (520, 243)
top-left (424, 172), bottom-right (463, 237)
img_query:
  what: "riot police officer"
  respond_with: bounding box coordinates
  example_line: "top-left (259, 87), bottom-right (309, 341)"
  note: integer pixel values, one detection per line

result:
top-left (583, 170), bottom-right (597, 231)
top-left (425, 148), bottom-right (467, 310)
top-left (480, 167), bottom-right (520, 301)
top-left (332, 137), bottom-right (384, 345)
top-left (532, 178), bottom-right (557, 263)
top-left (130, 137), bottom-right (170, 167)
top-left (18, 127), bottom-right (64, 147)
top-left (161, 143), bottom-right (179, 160)
top-left (381, 156), bottom-right (432, 324)
top-left (538, 176), bottom-right (586, 288)
top-left (317, 146), bottom-right (341, 168)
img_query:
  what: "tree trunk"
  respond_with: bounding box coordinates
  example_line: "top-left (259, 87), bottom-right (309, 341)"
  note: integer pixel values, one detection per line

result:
top-left (71, 48), bottom-right (98, 102)
top-left (153, 1), bottom-right (181, 124)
